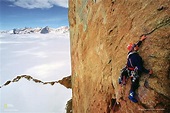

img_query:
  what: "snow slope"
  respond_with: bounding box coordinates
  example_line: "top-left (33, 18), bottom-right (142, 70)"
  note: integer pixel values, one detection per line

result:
top-left (0, 28), bottom-right (71, 113)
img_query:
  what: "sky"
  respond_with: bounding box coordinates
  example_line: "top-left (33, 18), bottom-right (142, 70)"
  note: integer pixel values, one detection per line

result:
top-left (0, 0), bottom-right (69, 30)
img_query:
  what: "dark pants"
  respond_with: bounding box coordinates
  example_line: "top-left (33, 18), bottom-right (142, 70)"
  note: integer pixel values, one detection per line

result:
top-left (129, 70), bottom-right (141, 92)
top-left (130, 77), bottom-right (139, 92)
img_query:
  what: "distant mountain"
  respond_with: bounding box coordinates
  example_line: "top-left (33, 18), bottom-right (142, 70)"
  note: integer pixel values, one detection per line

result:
top-left (0, 26), bottom-right (69, 34)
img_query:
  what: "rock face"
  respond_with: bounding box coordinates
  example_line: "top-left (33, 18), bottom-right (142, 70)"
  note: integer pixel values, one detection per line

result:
top-left (68, 0), bottom-right (170, 113)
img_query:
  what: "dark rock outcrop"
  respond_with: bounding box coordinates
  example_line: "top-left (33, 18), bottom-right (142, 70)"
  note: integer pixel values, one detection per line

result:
top-left (68, 0), bottom-right (170, 113)
top-left (58, 76), bottom-right (72, 89)
top-left (0, 75), bottom-right (72, 89)
top-left (66, 99), bottom-right (72, 113)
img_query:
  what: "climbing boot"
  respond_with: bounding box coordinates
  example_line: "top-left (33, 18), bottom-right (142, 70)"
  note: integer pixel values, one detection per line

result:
top-left (128, 91), bottom-right (138, 103)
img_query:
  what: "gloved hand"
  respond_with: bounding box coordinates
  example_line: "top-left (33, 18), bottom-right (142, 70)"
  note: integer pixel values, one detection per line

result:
top-left (149, 69), bottom-right (153, 75)
top-left (140, 35), bottom-right (147, 41)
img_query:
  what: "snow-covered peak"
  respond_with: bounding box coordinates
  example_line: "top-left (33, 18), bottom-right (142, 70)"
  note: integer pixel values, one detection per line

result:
top-left (0, 26), bottom-right (69, 34)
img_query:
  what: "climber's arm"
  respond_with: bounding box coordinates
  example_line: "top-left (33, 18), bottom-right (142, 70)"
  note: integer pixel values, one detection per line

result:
top-left (135, 35), bottom-right (148, 47)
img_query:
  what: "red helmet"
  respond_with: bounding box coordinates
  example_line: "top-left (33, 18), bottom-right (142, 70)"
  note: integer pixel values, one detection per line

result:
top-left (127, 43), bottom-right (133, 51)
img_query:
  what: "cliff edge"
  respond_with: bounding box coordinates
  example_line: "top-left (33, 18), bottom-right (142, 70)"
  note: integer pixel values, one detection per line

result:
top-left (69, 0), bottom-right (170, 113)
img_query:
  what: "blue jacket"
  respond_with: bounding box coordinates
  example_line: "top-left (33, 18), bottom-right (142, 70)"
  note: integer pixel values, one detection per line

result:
top-left (127, 41), bottom-right (149, 74)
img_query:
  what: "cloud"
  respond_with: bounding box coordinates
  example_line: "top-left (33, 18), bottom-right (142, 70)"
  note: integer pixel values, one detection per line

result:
top-left (13, 50), bottom-right (48, 58)
top-left (7, 0), bottom-right (68, 9)
top-left (25, 62), bottom-right (65, 79)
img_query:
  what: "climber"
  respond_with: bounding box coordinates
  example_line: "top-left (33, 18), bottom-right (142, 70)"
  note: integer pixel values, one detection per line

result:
top-left (126, 35), bottom-right (153, 103)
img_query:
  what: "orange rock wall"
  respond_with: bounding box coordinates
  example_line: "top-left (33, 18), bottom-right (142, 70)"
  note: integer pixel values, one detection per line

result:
top-left (69, 0), bottom-right (170, 113)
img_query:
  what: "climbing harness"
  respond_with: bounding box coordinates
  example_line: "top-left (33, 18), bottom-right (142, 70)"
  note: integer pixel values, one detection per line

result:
top-left (118, 67), bottom-right (129, 85)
